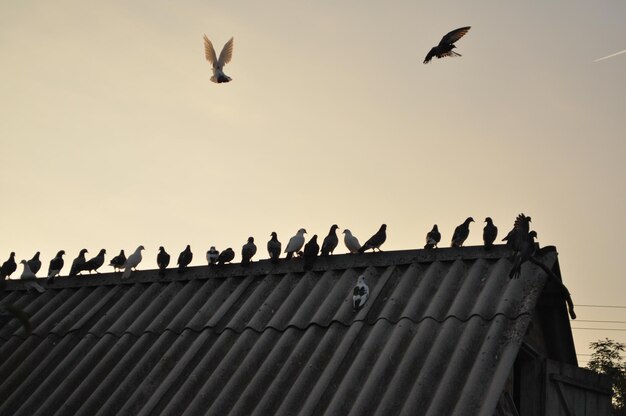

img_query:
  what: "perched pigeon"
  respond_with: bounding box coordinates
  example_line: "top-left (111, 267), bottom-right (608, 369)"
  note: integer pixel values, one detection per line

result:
top-left (267, 232), bottom-right (281, 264)
top-left (423, 26), bottom-right (471, 64)
top-left (47, 250), bottom-right (65, 283)
top-left (343, 229), bottom-right (361, 254)
top-left (451, 217), bottom-right (474, 247)
top-left (285, 228), bottom-right (307, 260)
top-left (353, 274), bottom-right (369, 311)
top-left (510, 231), bottom-right (538, 279)
top-left (20, 260), bottom-right (36, 279)
top-left (27, 252), bottom-right (41, 276)
top-left (483, 218), bottom-right (498, 248)
top-left (1, 252), bottom-right (17, 280)
top-left (241, 237), bottom-right (257, 266)
top-left (121, 246), bottom-right (145, 280)
top-left (109, 250), bottom-right (126, 272)
top-left (157, 246), bottom-right (170, 276)
top-left (83, 249), bottom-right (106, 274)
top-left (303, 235), bottom-right (320, 270)
top-left (424, 224), bottom-right (441, 249)
top-left (217, 248), bottom-right (235, 265)
top-left (203, 35), bottom-right (234, 83)
top-left (177, 245), bottom-right (193, 273)
top-left (320, 224), bottom-right (339, 256)
top-left (69, 249), bottom-right (88, 276)
top-left (207, 246), bottom-right (220, 265)
top-left (358, 224), bottom-right (387, 253)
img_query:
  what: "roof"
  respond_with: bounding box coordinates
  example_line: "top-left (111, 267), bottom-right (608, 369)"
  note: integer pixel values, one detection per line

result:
top-left (0, 245), bottom-right (571, 416)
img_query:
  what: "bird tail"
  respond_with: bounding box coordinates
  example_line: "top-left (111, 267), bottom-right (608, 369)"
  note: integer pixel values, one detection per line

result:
top-left (286, 252), bottom-right (293, 260)
top-left (509, 255), bottom-right (521, 279)
top-left (121, 268), bottom-right (132, 279)
top-left (424, 243), bottom-right (433, 249)
top-left (357, 245), bottom-right (368, 254)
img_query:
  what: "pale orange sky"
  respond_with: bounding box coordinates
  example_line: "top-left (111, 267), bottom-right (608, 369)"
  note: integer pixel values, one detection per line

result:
top-left (1, 1), bottom-right (625, 362)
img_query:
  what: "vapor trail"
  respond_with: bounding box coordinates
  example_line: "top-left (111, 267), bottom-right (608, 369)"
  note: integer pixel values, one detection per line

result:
top-left (594, 49), bottom-right (626, 62)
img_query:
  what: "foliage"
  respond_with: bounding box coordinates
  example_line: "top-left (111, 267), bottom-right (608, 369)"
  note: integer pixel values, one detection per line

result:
top-left (588, 338), bottom-right (626, 415)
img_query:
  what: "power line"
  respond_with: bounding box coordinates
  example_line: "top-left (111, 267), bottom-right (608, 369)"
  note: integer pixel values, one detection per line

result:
top-left (576, 304), bottom-right (626, 309)
top-left (572, 327), bottom-right (626, 332)
top-left (574, 319), bottom-right (626, 324)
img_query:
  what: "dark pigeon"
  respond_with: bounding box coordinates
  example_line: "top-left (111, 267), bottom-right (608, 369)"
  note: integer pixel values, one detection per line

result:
top-left (320, 224), bottom-right (339, 256)
top-left (353, 275), bottom-right (369, 311)
top-left (241, 237), bottom-right (257, 266)
top-left (27, 252), bottom-right (42, 275)
top-left (217, 248), bottom-right (235, 265)
top-left (506, 214), bottom-right (535, 279)
top-left (83, 249), bottom-right (106, 274)
top-left (503, 214), bottom-right (531, 249)
top-left (303, 235), bottom-right (319, 270)
top-left (157, 246), bottom-right (170, 276)
top-left (451, 217), bottom-right (474, 247)
top-left (424, 224), bottom-right (441, 249)
top-left (47, 250), bottom-right (65, 283)
top-left (109, 250), bottom-right (126, 272)
top-left (423, 26), bottom-right (471, 64)
top-left (483, 217), bottom-right (498, 248)
top-left (0, 252), bottom-right (17, 280)
top-left (177, 245), bottom-right (193, 273)
top-left (69, 249), bottom-right (88, 276)
top-left (207, 246), bottom-right (219, 265)
top-left (358, 224), bottom-right (387, 253)
top-left (267, 232), bottom-right (281, 264)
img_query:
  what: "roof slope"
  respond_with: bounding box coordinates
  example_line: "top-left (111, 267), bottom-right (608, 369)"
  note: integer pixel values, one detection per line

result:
top-left (0, 246), bottom-right (562, 416)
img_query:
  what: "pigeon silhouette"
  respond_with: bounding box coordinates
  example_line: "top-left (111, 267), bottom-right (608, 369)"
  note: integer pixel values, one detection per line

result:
top-left (343, 229), bottom-right (361, 254)
top-left (424, 224), bottom-right (441, 249)
top-left (424, 26), bottom-right (471, 64)
top-left (83, 249), bottom-right (106, 274)
top-left (27, 252), bottom-right (41, 276)
top-left (451, 217), bottom-right (474, 247)
top-left (267, 232), bottom-right (281, 264)
top-left (353, 275), bottom-right (369, 311)
top-left (47, 250), bottom-right (65, 283)
top-left (109, 250), bottom-right (126, 272)
top-left (69, 249), bottom-right (88, 276)
top-left (285, 228), bottom-right (307, 260)
top-left (483, 217), bottom-right (498, 248)
top-left (0, 252), bottom-right (17, 280)
top-left (320, 224), bottom-right (339, 256)
top-left (157, 246), bottom-right (170, 276)
top-left (358, 224), bottom-right (387, 253)
top-left (203, 35), bottom-right (234, 83)
top-left (303, 235), bottom-right (320, 270)
top-left (207, 246), bottom-right (220, 265)
top-left (241, 237), bottom-right (257, 266)
top-left (122, 246), bottom-right (144, 279)
top-left (217, 248), bottom-right (235, 265)
top-left (177, 245), bottom-right (193, 273)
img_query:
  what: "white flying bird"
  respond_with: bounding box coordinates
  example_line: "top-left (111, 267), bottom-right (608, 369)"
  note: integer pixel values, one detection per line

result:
top-left (353, 275), bottom-right (369, 311)
top-left (594, 49), bottom-right (626, 62)
top-left (203, 35), bottom-right (234, 83)
top-left (122, 246), bottom-right (145, 280)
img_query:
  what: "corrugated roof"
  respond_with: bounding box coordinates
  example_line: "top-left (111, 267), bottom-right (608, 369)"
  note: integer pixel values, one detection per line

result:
top-left (0, 245), bottom-right (566, 416)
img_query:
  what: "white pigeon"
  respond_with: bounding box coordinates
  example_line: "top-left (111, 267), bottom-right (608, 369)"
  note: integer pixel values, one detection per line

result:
top-left (284, 228), bottom-right (307, 259)
top-left (203, 35), bottom-right (234, 83)
top-left (121, 246), bottom-right (145, 280)
top-left (206, 246), bottom-right (219, 265)
top-left (20, 260), bottom-right (36, 279)
top-left (343, 229), bottom-right (361, 254)
top-left (353, 274), bottom-right (369, 311)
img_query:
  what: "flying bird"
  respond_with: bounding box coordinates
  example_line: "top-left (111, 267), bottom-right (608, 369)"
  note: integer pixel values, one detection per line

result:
top-left (594, 49), bottom-right (626, 62)
top-left (483, 217), bottom-right (498, 248)
top-left (20, 260), bottom-right (36, 279)
top-left (358, 224), bottom-right (387, 253)
top-left (285, 228), bottom-right (307, 260)
top-left (47, 250), bottom-right (65, 283)
top-left (121, 246), bottom-right (145, 279)
top-left (69, 249), bottom-right (88, 276)
top-left (27, 252), bottom-right (41, 276)
top-left (109, 250), bottom-right (126, 272)
top-left (207, 246), bottom-right (220, 265)
top-left (424, 224), bottom-right (441, 249)
top-left (503, 214), bottom-right (531, 249)
top-left (353, 274), bottom-right (369, 311)
top-left (320, 224), bottom-right (339, 256)
top-left (423, 26), bottom-right (471, 64)
top-left (451, 217), bottom-right (474, 247)
top-left (343, 229), bottom-right (361, 254)
top-left (1, 252), bottom-right (17, 280)
top-left (157, 246), bottom-right (170, 276)
top-left (177, 245), bottom-right (193, 273)
top-left (241, 237), bottom-right (257, 266)
top-left (217, 248), bottom-right (235, 265)
top-left (267, 232), bottom-right (281, 264)
top-left (82, 249), bottom-right (106, 274)
top-left (303, 235), bottom-right (320, 270)
top-left (203, 35), bottom-right (234, 83)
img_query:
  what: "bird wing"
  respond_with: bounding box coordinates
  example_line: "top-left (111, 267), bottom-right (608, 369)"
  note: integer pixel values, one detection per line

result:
top-left (203, 35), bottom-right (218, 66)
top-left (423, 47), bottom-right (437, 64)
top-left (218, 37), bottom-right (234, 66)
top-left (513, 214), bottom-right (530, 234)
top-left (440, 26), bottom-right (471, 45)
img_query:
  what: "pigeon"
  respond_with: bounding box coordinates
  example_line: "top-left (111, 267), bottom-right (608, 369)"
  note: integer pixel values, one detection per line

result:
top-left (207, 246), bottom-right (219, 265)
top-left (302, 235), bottom-right (320, 270)
top-left (27, 252), bottom-right (42, 276)
top-left (177, 245), bottom-right (193, 273)
top-left (203, 35), bottom-right (234, 83)
top-left (217, 248), bottom-right (235, 265)
top-left (343, 229), bottom-right (361, 254)
top-left (109, 250), bottom-right (126, 272)
top-left (509, 231), bottom-right (538, 279)
top-left (424, 224), bottom-right (441, 249)
top-left (320, 224), bottom-right (339, 256)
top-left (157, 246), bottom-right (170, 276)
top-left (20, 260), bottom-right (36, 279)
top-left (47, 250), bottom-right (65, 283)
top-left (82, 249), bottom-right (106, 274)
top-left (267, 232), bottom-right (281, 264)
top-left (69, 249), bottom-right (88, 276)
top-left (285, 228), bottom-right (307, 260)
top-left (1, 252), bottom-right (17, 280)
top-left (483, 217), bottom-right (498, 248)
top-left (121, 246), bottom-right (144, 279)
top-left (353, 274), bottom-right (369, 311)
top-left (241, 237), bottom-right (257, 266)
top-left (358, 224), bottom-right (387, 253)
top-left (503, 214), bottom-right (531, 249)
top-left (451, 217), bottom-right (474, 247)
top-left (423, 26), bottom-right (471, 64)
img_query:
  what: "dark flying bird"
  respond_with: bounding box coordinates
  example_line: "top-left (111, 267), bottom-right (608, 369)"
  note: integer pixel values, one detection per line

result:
top-left (423, 26), bottom-right (471, 64)
top-left (353, 275), bottom-right (370, 311)
top-left (343, 229), bottom-right (361, 254)
top-left (109, 250), bottom-right (126, 272)
top-left (267, 232), bottom-right (281, 264)
top-left (451, 217), bottom-right (474, 247)
top-left (177, 245), bottom-right (193, 272)
top-left (157, 246), bottom-right (170, 276)
top-left (83, 249), bottom-right (106, 274)
top-left (285, 228), bottom-right (307, 260)
top-left (483, 217), bottom-right (498, 248)
top-left (121, 246), bottom-right (145, 280)
top-left (241, 237), bottom-right (257, 266)
top-left (47, 250), bottom-right (65, 283)
top-left (27, 252), bottom-right (42, 276)
top-left (203, 35), bottom-right (234, 83)
top-left (424, 224), bottom-right (441, 249)
top-left (207, 246), bottom-right (220, 265)
top-left (69, 249), bottom-right (88, 276)
top-left (503, 214), bottom-right (531, 249)
top-left (320, 224), bottom-right (339, 256)
top-left (1, 252), bottom-right (17, 280)
top-left (217, 248), bottom-right (235, 265)
top-left (303, 235), bottom-right (320, 270)
top-left (358, 224), bottom-right (387, 253)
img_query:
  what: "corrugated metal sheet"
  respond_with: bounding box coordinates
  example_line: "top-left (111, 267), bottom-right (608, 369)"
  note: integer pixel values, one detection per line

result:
top-left (0, 246), bottom-right (561, 416)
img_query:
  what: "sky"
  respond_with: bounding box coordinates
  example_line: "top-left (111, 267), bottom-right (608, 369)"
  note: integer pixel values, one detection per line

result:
top-left (1, 0), bottom-right (625, 363)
